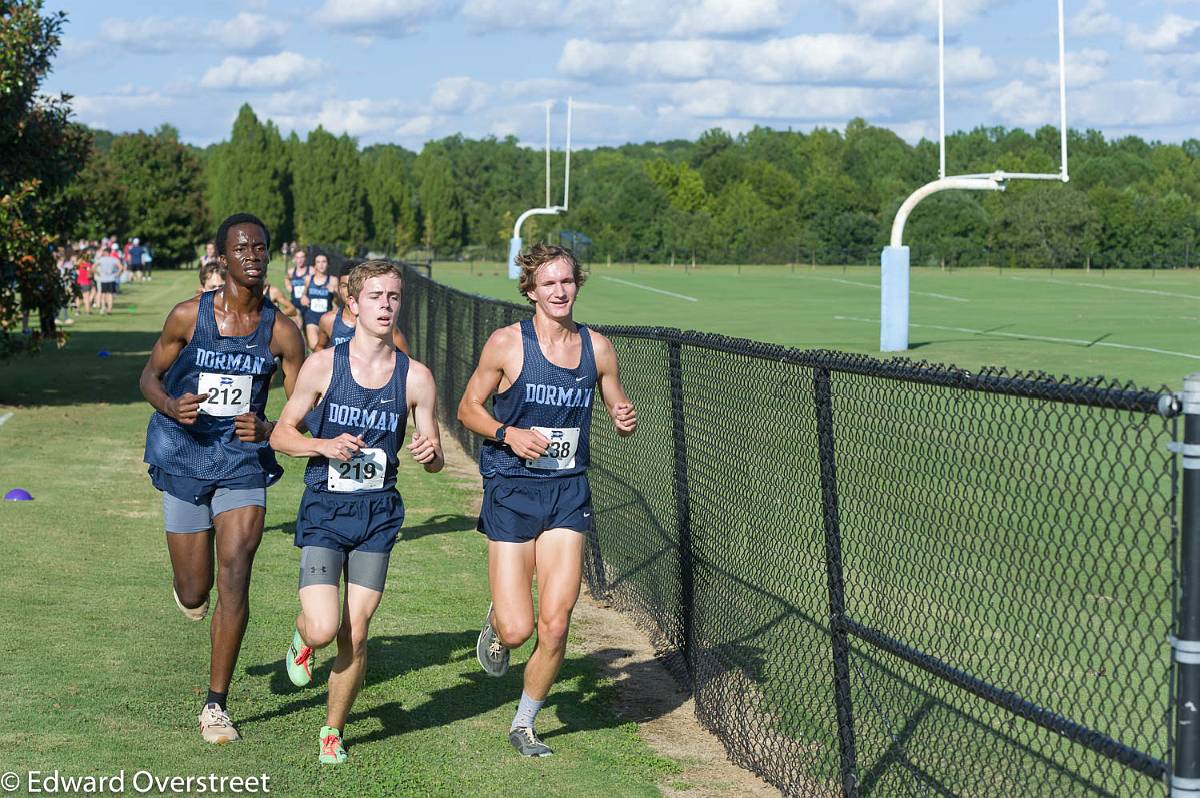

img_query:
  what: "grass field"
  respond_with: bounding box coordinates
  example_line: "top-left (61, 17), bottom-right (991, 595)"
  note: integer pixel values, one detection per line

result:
top-left (430, 261), bottom-right (1200, 389)
top-left (0, 272), bottom-right (680, 798)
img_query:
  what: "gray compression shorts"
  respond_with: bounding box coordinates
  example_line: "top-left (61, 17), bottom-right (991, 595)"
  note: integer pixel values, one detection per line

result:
top-left (299, 546), bottom-right (391, 592)
top-left (163, 487), bottom-right (266, 533)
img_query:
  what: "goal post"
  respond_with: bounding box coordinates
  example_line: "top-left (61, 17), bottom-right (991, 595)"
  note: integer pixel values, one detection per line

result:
top-left (508, 98), bottom-right (573, 279)
top-left (880, 0), bottom-right (1069, 352)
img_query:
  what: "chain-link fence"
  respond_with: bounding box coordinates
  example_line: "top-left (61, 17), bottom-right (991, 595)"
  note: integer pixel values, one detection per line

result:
top-left (396, 261), bottom-right (1187, 797)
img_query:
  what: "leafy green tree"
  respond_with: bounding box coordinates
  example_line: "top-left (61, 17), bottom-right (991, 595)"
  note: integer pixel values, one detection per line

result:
top-left (207, 104), bottom-right (290, 246)
top-left (293, 128), bottom-right (368, 249)
top-left (414, 146), bottom-right (464, 253)
top-left (107, 126), bottom-right (208, 267)
top-left (1, 0), bottom-right (91, 348)
top-left (363, 144), bottom-right (419, 253)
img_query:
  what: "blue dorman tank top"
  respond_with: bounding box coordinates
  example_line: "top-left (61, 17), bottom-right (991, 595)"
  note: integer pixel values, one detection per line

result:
top-left (303, 342), bottom-right (410, 493)
top-left (305, 274), bottom-right (333, 315)
top-left (289, 267), bottom-right (309, 300)
top-left (331, 308), bottom-right (356, 346)
top-left (479, 318), bottom-right (597, 479)
top-left (144, 290), bottom-right (280, 486)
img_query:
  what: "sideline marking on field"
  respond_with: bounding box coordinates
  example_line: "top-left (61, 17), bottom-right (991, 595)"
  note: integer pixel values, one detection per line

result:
top-left (816, 276), bottom-right (969, 303)
top-left (1011, 276), bottom-right (1200, 301)
top-left (597, 275), bottom-right (698, 302)
top-left (835, 316), bottom-right (1200, 361)
top-left (0, 412), bottom-right (12, 428)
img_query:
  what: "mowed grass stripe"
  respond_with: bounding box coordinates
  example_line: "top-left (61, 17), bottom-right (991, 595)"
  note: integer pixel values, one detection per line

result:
top-left (0, 270), bottom-right (678, 798)
top-left (431, 261), bottom-right (1199, 387)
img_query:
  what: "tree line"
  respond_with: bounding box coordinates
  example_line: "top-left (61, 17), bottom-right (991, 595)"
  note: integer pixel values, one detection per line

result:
top-left (6, 1), bottom-right (1200, 349)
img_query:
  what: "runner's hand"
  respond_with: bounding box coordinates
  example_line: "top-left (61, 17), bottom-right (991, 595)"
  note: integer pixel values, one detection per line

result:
top-left (505, 427), bottom-right (549, 461)
top-left (407, 431), bottom-right (438, 464)
top-left (234, 413), bottom-right (271, 443)
top-left (613, 402), bottom-right (638, 435)
top-left (320, 433), bottom-right (366, 462)
top-left (168, 392), bottom-right (208, 425)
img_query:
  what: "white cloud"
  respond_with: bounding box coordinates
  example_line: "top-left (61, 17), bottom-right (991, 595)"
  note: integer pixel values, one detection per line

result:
top-left (72, 87), bottom-right (176, 130)
top-left (832, 0), bottom-right (997, 34)
top-left (313, 0), bottom-right (455, 35)
top-left (990, 78), bottom-right (1198, 129)
top-left (200, 52), bottom-right (326, 90)
top-left (652, 80), bottom-right (910, 121)
top-left (1070, 0), bottom-right (1122, 37)
top-left (99, 13), bottom-right (286, 54)
top-left (1071, 80), bottom-right (1196, 127)
top-left (1127, 13), bottom-right (1200, 52)
top-left (465, 0), bottom-right (791, 38)
top-left (431, 77), bottom-right (490, 113)
top-left (1021, 49), bottom-right (1109, 89)
top-left (559, 35), bottom-right (995, 86)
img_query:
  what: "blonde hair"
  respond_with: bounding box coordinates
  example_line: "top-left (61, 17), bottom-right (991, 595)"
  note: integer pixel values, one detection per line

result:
top-left (347, 259), bottom-right (404, 299)
top-left (517, 244), bottom-right (586, 303)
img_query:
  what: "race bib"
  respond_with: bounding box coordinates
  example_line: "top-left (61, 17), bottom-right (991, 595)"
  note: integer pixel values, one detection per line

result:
top-left (309, 297), bottom-right (329, 313)
top-left (525, 427), bottom-right (580, 471)
top-left (327, 447), bottom-right (386, 492)
top-left (292, 283), bottom-right (305, 299)
top-left (197, 372), bottom-right (251, 417)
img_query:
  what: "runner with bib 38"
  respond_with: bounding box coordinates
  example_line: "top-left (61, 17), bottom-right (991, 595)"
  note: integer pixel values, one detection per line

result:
top-left (456, 243), bottom-right (637, 757)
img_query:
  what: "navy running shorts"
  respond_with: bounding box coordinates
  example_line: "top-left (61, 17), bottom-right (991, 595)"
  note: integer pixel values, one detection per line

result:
top-left (476, 474), bottom-right (592, 543)
top-left (294, 486), bottom-right (404, 554)
top-left (302, 307), bottom-right (324, 328)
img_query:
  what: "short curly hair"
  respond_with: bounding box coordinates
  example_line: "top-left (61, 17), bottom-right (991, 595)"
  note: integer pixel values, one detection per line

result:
top-left (517, 244), bottom-right (586, 303)
top-left (214, 213), bottom-right (270, 256)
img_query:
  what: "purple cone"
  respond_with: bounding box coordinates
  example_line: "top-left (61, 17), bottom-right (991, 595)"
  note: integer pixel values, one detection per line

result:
top-left (4, 488), bottom-right (33, 501)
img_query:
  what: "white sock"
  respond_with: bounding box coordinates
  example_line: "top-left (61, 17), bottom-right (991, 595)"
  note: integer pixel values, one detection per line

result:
top-left (511, 691), bottom-right (544, 730)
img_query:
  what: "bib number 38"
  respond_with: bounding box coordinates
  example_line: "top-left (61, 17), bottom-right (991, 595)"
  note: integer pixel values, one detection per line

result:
top-left (525, 427), bottom-right (580, 471)
top-left (327, 447), bottom-right (386, 492)
top-left (197, 372), bottom-right (251, 417)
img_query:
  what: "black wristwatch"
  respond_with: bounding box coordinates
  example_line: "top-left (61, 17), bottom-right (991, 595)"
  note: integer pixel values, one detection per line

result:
top-left (495, 425), bottom-right (508, 443)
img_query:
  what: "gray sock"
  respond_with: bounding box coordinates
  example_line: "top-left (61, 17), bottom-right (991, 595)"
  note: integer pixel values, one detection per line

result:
top-left (511, 691), bottom-right (544, 731)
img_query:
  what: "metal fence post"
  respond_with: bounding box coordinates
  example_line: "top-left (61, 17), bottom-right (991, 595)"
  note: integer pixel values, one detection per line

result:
top-left (813, 366), bottom-right (859, 798)
top-left (1174, 373), bottom-right (1200, 797)
top-left (667, 339), bottom-right (695, 683)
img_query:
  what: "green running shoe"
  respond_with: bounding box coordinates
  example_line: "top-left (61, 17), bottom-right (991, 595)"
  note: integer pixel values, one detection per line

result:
top-left (286, 628), bottom-right (315, 687)
top-left (319, 726), bottom-right (347, 764)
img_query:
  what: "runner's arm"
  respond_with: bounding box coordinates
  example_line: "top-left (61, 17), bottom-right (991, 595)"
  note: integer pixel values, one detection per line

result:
top-left (317, 310), bottom-right (335, 350)
top-left (456, 326), bottom-right (549, 460)
top-left (406, 359), bottom-right (444, 473)
top-left (274, 313), bottom-right (307, 398)
top-left (139, 301), bottom-right (207, 424)
top-left (592, 332), bottom-right (637, 436)
top-left (269, 350), bottom-right (364, 461)
top-left (269, 285), bottom-right (300, 322)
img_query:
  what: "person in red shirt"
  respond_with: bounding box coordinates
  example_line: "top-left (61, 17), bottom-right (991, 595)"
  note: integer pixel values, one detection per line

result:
top-left (75, 251), bottom-right (95, 314)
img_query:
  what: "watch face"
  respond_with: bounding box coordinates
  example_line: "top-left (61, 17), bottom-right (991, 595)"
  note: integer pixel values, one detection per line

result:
top-left (496, 426), bottom-right (506, 442)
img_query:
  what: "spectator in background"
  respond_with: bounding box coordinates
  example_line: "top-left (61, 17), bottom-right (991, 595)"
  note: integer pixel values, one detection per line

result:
top-left (95, 246), bottom-right (122, 314)
top-left (76, 250), bottom-right (95, 314)
top-left (199, 241), bottom-right (218, 272)
top-left (128, 238), bottom-right (146, 282)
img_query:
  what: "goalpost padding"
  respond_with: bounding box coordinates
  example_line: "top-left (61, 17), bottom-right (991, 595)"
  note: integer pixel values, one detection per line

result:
top-left (881, 246), bottom-right (910, 352)
top-left (508, 236), bottom-right (523, 280)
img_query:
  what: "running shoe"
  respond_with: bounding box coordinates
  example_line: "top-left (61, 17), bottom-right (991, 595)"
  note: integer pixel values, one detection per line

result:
top-left (508, 726), bottom-right (552, 757)
top-left (173, 586), bottom-right (208, 622)
top-left (319, 726), bottom-right (348, 764)
top-left (199, 703), bottom-right (241, 743)
top-left (286, 628), bottom-right (316, 687)
top-left (476, 602), bottom-right (509, 677)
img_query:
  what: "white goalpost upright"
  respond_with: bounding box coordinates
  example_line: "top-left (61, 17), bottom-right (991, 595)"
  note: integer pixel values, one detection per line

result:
top-left (880, 0), bottom-right (1070, 351)
top-left (508, 98), bottom-right (573, 279)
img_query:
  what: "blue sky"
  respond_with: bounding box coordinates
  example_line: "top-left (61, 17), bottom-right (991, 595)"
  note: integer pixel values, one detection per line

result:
top-left (43, 1), bottom-right (1200, 155)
